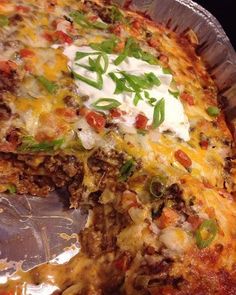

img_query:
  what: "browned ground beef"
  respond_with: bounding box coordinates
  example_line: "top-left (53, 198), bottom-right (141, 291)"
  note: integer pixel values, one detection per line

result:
top-left (0, 152), bottom-right (84, 200)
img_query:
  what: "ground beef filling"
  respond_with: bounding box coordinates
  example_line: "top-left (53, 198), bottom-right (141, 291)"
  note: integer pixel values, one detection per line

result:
top-left (0, 152), bottom-right (84, 199)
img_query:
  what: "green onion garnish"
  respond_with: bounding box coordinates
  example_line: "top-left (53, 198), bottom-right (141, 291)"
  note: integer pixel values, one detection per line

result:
top-left (149, 177), bottom-right (166, 198)
top-left (7, 184), bottom-right (16, 194)
top-left (37, 76), bottom-right (58, 94)
top-left (0, 15), bottom-right (9, 27)
top-left (92, 98), bottom-right (121, 110)
top-left (168, 89), bottom-right (179, 98)
top-left (119, 159), bottom-right (135, 181)
top-left (114, 37), bottom-right (158, 66)
top-left (90, 37), bottom-right (119, 53)
top-left (206, 106), bottom-right (220, 117)
top-left (153, 98), bottom-right (165, 128)
top-left (72, 70), bottom-right (103, 90)
top-left (195, 219), bottom-right (218, 249)
top-left (18, 136), bottom-right (64, 152)
top-left (70, 11), bottom-right (108, 30)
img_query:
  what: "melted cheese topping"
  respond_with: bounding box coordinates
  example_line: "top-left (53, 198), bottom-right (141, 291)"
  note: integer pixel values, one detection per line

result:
top-left (63, 45), bottom-right (190, 141)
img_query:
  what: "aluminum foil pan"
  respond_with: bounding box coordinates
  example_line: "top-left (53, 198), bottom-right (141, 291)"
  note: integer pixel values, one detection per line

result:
top-left (0, 0), bottom-right (235, 289)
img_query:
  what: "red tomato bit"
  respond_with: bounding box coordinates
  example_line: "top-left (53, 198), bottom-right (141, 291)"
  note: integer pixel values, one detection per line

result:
top-left (54, 31), bottom-right (73, 44)
top-left (19, 48), bottom-right (34, 58)
top-left (86, 111), bottom-right (106, 132)
top-left (180, 92), bottom-right (195, 106)
top-left (174, 149), bottom-right (192, 168)
top-left (110, 108), bottom-right (122, 118)
top-left (135, 114), bottom-right (148, 129)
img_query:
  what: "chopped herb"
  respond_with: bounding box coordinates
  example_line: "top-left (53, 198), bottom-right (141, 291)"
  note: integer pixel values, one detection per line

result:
top-left (149, 177), bottom-right (165, 198)
top-left (133, 93), bottom-right (142, 106)
top-left (0, 15), bottom-right (9, 27)
top-left (18, 136), bottom-right (64, 152)
top-left (119, 159), bottom-right (135, 181)
top-left (7, 184), bottom-right (16, 194)
top-left (76, 51), bottom-right (108, 74)
top-left (70, 11), bottom-right (108, 30)
top-left (72, 70), bottom-right (103, 90)
top-left (206, 106), bottom-right (220, 117)
top-left (90, 37), bottom-right (119, 53)
top-left (168, 89), bottom-right (179, 98)
top-left (92, 98), bottom-right (121, 110)
top-left (108, 72), bottom-right (133, 94)
top-left (37, 76), bottom-right (58, 94)
top-left (195, 219), bottom-right (218, 249)
top-left (153, 98), bottom-right (165, 128)
top-left (114, 37), bottom-right (157, 65)
top-left (145, 72), bottom-right (161, 87)
top-left (137, 129), bottom-right (147, 136)
top-left (110, 6), bottom-right (125, 23)
top-left (163, 68), bottom-right (172, 74)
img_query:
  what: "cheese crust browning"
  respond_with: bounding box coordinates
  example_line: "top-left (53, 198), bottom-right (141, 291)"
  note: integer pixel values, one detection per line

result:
top-left (0, 0), bottom-right (236, 294)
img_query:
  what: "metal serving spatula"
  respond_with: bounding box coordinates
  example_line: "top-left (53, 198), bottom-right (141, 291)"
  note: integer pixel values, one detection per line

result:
top-left (0, 190), bottom-right (87, 277)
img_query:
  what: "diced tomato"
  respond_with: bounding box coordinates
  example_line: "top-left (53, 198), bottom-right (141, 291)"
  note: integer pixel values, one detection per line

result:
top-left (19, 48), bottom-right (34, 58)
top-left (42, 32), bottom-right (53, 42)
top-left (114, 41), bottom-right (125, 53)
top-left (110, 108), bottom-right (122, 118)
top-left (156, 208), bottom-right (179, 229)
top-left (135, 114), bottom-right (148, 129)
top-left (159, 54), bottom-right (169, 64)
top-left (85, 111), bottom-right (106, 132)
top-left (180, 92), bottom-right (195, 106)
top-left (174, 149), bottom-right (192, 168)
top-left (148, 38), bottom-right (160, 48)
top-left (54, 31), bottom-right (73, 44)
top-left (114, 253), bottom-right (130, 271)
top-left (199, 140), bottom-right (209, 150)
top-left (24, 62), bottom-right (33, 73)
top-left (110, 24), bottom-right (122, 36)
top-left (187, 215), bottom-right (202, 231)
top-left (0, 60), bottom-right (17, 74)
top-left (0, 143), bottom-right (16, 152)
top-left (79, 106), bottom-right (89, 117)
top-left (132, 19), bottom-right (142, 30)
top-left (54, 107), bottom-right (77, 122)
top-left (15, 5), bottom-right (30, 13)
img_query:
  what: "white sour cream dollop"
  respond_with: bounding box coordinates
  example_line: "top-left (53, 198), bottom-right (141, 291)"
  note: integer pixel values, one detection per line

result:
top-left (63, 45), bottom-right (190, 141)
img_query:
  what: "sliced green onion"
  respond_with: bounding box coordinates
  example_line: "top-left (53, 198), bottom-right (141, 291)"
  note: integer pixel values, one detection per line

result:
top-left (90, 37), bottom-right (119, 53)
top-left (195, 219), bottom-right (218, 249)
top-left (75, 51), bottom-right (98, 60)
top-left (163, 68), bottom-right (172, 74)
top-left (0, 15), bottom-right (9, 27)
top-left (92, 21), bottom-right (108, 29)
top-left (145, 72), bottom-right (161, 87)
top-left (149, 177), bottom-right (165, 198)
top-left (206, 106), bottom-right (220, 117)
top-left (37, 76), bottom-right (58, 94)
top-left (18, 137), bottom-right (64, 152)
top-left (119, 159), bottom-right (135, 181)
top-left (168, 89), bottom-right (179, 98)
top-left (92, 98), bottom-right (121, 110)
top-left (133, 93), bottom-right (142, 106)
top-left (72, 70), bottom-right (103, 90)
top-left (109, 72), bottom-right (133, 94)
top-left (114, 37), bottom-right (157, 66)
top-left (153, 98), bottom-right (165, 128)
top-left (70, 11), bottom-right (108, 30)
top-left (7, 184), bottom-right (16, 194)
top-left (110, 5), bottom-right (125, 23)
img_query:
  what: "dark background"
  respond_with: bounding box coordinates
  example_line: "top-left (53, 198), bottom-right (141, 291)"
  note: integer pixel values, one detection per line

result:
top-left (193, 0), bottom-right (235, 50)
